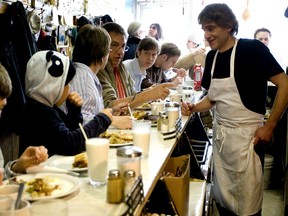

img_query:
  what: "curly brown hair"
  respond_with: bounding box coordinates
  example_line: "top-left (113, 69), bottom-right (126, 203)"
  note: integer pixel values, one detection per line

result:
top-left (0, 64), bottom-right (12, 99)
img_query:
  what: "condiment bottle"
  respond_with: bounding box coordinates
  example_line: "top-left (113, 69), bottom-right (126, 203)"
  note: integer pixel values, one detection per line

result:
top-left (193, 63), bottom-right (203, 91)
top-left (159, 114), bottom-right (169, 132)
top-left (157, 111), bottom-right (166, 131)
top-left (124, 170), bottom-right (136, 197)
top-left (165, 102), bottom-right (180, 131)
top-left (116, 146), bottom-right (142, 178)
top-left (107, 169), bottom-right (123, 203)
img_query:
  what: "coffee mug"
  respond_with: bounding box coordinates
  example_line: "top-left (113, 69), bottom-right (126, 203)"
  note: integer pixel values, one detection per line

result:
top-left (151, 101), bottom-right (165, 115)
top-left (169, 93), bottom-right (182, 104)
top-left (0, 196), bottom-right (30, 216)
top-left (0, 185), bottom-right (19, 199)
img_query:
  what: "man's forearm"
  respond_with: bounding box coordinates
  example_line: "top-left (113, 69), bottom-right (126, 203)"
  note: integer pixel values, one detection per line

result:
top-left (266, 86), bottom-right (288, 129)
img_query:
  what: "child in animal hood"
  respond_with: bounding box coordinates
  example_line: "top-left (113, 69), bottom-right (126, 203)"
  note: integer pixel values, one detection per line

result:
top-left (19, 50), bottom-right (113, 156)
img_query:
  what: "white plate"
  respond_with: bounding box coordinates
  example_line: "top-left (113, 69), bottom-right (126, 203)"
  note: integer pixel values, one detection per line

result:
top-left (49, 157), bottom-right (88, 172)
top-left (134, 106), bottom-right (151, 111)
top-left (109, 142), bottom-right (133, 147)
top-left (12, 173), bottom-right (80, 201)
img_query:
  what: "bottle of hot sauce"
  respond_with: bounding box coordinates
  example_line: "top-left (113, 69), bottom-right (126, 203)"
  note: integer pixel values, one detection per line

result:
top-left (193, 63), bottom-right (203, 91)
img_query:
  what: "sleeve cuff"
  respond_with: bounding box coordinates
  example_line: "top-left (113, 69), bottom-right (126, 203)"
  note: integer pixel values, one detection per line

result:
top-left (4, 160), bottom-right (18, 179)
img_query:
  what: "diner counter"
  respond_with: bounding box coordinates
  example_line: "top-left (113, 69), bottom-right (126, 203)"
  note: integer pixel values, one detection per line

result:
top-left (45, 115), bottom-right (208, 216)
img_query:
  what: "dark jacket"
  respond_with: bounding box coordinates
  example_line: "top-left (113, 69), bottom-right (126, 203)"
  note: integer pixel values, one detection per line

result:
top-left (123, 36), bottom-right (141, 61)
top-left (19, 97), bottom-right (111, 156)
top-left (0, 1), bottom-right (37, 136)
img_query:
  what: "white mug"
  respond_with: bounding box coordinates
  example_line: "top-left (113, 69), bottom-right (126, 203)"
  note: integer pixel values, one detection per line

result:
top-left (169, 93), bottom-right (182, 104)
top-left (151, 101), bottom-right (165, 115)
top-left (0, 196), bottom-right (30, 216)
top-left (0, 185), bottom-right (19, 199)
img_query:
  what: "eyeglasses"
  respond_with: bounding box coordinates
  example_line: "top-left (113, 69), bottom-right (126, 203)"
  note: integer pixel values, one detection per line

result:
top-left (110, 44), bottom-right (130, 52)
top-left (150, 26), bottom-right (156, 30)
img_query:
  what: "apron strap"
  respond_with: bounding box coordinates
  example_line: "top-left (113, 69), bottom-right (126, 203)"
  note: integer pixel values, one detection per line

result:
top-left (216, 125), bottom-right (226, 153)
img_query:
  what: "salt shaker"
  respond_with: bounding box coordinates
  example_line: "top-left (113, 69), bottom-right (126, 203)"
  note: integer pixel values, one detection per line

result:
top-left (124, 170), bottom-right (136, 197)
top-left (107, 169), bottom-right (123, 203)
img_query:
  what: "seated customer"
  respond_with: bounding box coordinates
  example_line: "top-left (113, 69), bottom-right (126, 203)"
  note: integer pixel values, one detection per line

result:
top-left (19, 50), bottom-right (113, 156)
top-left (68, 24), bottom-right (132, 129)
top-left (141, 42), bottom-right (186, 90)
top-left (123, 37), bottom-right (159, 92)
top-left (0, 64), bottom-right (48, 184)
top-left (97, 22), bottom-right (173, 109)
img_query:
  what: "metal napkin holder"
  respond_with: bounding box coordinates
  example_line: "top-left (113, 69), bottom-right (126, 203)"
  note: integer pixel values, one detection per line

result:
top-left (122, 175), bottom-right (144, 216)
top-left (161, 117), bottom-right (182, 140)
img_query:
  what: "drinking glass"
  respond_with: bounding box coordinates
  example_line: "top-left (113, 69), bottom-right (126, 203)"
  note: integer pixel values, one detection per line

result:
top-left (132, 120), bottom-right (151, 158)
top-left (85, 138), bottom-right (109, 187)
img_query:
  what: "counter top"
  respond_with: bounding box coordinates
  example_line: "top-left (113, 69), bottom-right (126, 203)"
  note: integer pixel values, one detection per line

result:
top-left (45, 116), bottom-right (208, 215)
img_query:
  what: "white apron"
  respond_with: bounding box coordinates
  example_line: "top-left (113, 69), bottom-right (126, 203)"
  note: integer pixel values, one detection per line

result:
top-left (208, 40), bottom-right (264, 215)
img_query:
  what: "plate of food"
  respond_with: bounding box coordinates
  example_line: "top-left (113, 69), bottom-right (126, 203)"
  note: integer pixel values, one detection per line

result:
top-left (100, 131), bottom-right (133, 147)
top-left (50, 153), bottom-right (88, 172)
top-left (132, 111), bottom-right (149, 120)
top-left (8, 173), bottom-right (80, 201)
top-left (133, 111), bottom-right (159, 127)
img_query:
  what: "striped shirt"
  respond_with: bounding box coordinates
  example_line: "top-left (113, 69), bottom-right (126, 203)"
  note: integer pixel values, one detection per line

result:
top-left (69, 62), bottom-right (104, 125)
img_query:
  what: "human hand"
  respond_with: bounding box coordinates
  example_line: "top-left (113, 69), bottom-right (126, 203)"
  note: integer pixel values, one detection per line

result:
top-left (112, 102), bottom-right (128, 115)
top-left (181, 101), bottom-right (194, 116)
top-left (171, 76), bottom-right (183, 87)
top-left (12, 146), bottom-right (48, 173)
top-left (67, 91), bottom-right (83, 107)
top-left (253, 124), bottom-right (274, 145)
top-left (99, 108), bottom-right (113, 122)
top-left (194, 47), bottom-right (206, 55)
top-left (112, 116), bottom-right (132, 129)
top-left (151, 83), bottom-right (173, 100)
top-left (175, 68), bottom-right (187, 78)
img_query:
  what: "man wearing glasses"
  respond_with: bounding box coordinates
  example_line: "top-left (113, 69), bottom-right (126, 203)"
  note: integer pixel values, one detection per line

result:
top-left (97, 22), bottom-right (173, 110)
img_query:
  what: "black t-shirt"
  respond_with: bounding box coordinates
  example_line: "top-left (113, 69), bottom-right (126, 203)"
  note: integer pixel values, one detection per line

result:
top-left (201, 38), bottom-right (283, 115)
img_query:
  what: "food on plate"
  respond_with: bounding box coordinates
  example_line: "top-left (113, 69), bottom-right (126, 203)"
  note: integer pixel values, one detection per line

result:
top-left (133, 111), bottom-right (149, 120)
top-left (133, 111), bottom-right (158, 124)
top-left (25, 177), bottom-right (60, 198)
top-left (146, 115), bottom-right (159, 124)
top-left (141, 102), bottom-right (151, 108)
top-left (72, 152), bottom-right (88, 168)
top-left (136, 102), bottom-right (151, 110)
top-left (101, 131), bottom-right (133, 144)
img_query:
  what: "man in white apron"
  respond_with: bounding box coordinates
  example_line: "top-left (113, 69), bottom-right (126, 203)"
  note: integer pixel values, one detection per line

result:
top-left (182, 3), bottom-right (288, 216)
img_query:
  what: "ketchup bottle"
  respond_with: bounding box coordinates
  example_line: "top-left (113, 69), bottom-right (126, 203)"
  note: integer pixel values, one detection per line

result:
top-left (193, 63), bottom-right (203, 91)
